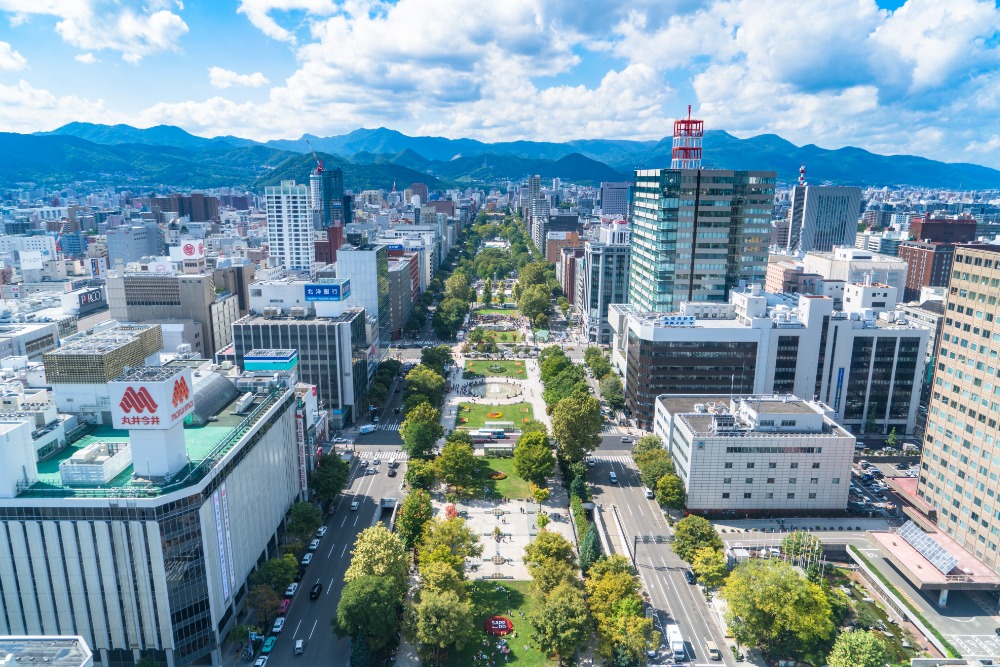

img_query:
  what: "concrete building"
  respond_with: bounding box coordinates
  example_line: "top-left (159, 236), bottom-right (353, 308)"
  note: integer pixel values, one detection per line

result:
top-left (265, 180), bottom-right (314, 277)
top-left (600, 181), bottom-right (630, 216)
top-left (897, 241), bottom-right (958, 302)
top-left (545, 230), bottom-right (582, 262)
top-left (388, 253), bottom-right (419, 339)
top-left (106, 270), bottom-right (239, 358)
top-left (106, 224), bottom-right (161, 267)
top-left (786, 185), bottom-right (862, 253)
top-left (0, 364), bottom-right (301, 667)
top-left (654, 395), bottom-right (854, 515)
top-left (309, 167), bottom-right (344, 229)
top-left (0, 636), bottom-right (93, 667)
top-left (610, 284), bottom-right (927, 433)
top-left (232, 309), bottom-right (369, 428)
top-left (803, 247), bottom-right (908, 294)
top-left (582, 219), bottom-right (631, 344)
top-left (335, 244), bottom-right (390, 358)
top-left (909, 214), bottom-right (977, 244)
top-left (629, 168), bottom-right (775, 312)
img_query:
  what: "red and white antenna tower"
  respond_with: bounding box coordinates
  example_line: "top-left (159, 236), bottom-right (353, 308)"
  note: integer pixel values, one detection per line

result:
top-left (798, 163), bottom-right (807, 187)
top-left (671, 104), bottom-right (704, 170)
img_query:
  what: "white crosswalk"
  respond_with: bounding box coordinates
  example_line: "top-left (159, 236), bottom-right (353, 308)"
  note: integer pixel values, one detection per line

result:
top-left (367, 422), bottom-right (401, 431)
top-left (593, 455), bottom-right (635, 465)
top-left (356, 451), bottom-right (409, 462)
top-left (600, 424), bottom-right (621, 434)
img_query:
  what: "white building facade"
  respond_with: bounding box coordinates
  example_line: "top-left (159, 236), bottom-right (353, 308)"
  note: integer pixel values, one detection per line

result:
top-left (265, 180), bottom-right (314, 277)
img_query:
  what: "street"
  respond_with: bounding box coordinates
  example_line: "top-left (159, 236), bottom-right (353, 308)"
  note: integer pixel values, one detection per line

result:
top-left (589, 440), bottom-right (735, 666)
top-left (261, 445), bottom-right (407, 667)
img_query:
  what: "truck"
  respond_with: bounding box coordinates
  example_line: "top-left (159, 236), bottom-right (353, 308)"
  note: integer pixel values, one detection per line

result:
top-left (665, 623), bottom-right (685, 662)
top-left (359, 424), bottom-right (376, 434)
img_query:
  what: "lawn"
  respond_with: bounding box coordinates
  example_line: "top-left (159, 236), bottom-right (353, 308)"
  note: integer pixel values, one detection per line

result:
top-left (464, 359), bottom-right (527, 379)
top-left (457, 402), bottom-right (534, 429)
top-left (475, 457), bottom-right (532, 500)
top-left (441, 580), bottom-right (549, 667)
top-left (478, 308), bottom-right (521, 317)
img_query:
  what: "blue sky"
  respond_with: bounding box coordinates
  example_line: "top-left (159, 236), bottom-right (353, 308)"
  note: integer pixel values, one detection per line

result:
top-left (0, 0), bottom-right (999, 168)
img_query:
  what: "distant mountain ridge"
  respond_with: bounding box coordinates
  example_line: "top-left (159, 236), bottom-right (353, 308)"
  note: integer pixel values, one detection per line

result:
top-left (22, 122), bottom-right (1000, 189)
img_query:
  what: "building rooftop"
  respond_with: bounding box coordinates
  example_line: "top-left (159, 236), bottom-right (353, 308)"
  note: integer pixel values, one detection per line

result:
top-left (47, 323), bottom-right (158, 356)
top-left (658, 394), bottom-right (850, 439)
top-left (0, 636), bottom-right (92, 667)
top-left (236, 308), bottom-right (363, 326)
top-left (20, 386), bottom-right (287, 499)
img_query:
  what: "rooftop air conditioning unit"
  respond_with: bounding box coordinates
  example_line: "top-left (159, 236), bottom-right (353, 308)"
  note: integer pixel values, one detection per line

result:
top-left (290, 306), bottom-right (309, 319)
top-left (262, 306), bottom-right (282, 318)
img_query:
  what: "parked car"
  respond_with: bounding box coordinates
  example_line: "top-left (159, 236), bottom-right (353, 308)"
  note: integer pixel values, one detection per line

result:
top-left (301, 553), bottom-right (313, 566)
top-left (254, 657), bottom-right (268, 667)
top-left (315, 526), bottom-right (328, 538)
top-left (272, 618), bottom-right (285, 634)
top-left (284, 583), bottom-right (298, 597)
top-left (387, 469), bottom-right (397, 477)
top-left (308, 539), bottom-right (320, 551)
top-left (684, 570), bottom-right (697, 584)
top-left (277, 598), bottom-right (291, 615)
top-left (261, 637), bottom-right (277, 654)
top-left (620, 437), bottom-right (632, 444)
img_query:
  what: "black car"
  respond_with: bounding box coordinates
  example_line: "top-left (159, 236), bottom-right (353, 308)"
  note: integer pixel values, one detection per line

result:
top-left (310, 583), bottom-right (323, 600)
top-left (387, 469), bottom-right (397, 477)
top-left (684, 570), bottom-right (696, 584)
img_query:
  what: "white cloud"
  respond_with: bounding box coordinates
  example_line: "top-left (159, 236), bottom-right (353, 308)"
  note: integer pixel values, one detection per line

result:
top-left (0, 40), bottom-right (25, 70)
top-left (236, 0), bottom-right (338, 43)
top-left (74, 52), bottom-right (97, 64)
top-left (0, 0), bottom-right (189, 63)
top-left (208, 66), bottom-right (269, 89)
top-left (0, 79), bottom-right (118, 131)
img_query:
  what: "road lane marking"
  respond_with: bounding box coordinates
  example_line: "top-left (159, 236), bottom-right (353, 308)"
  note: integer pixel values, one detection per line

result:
top-left (327, 577), bottom-right (336, 596)
top-left (341, 543), bottom-right (349, 558)
top-left (292, 620), bottom-right (302, 639)
top-left (327, 543), bottom-right (336, 558)
top-left (308, 620), bottom-right (318, 640)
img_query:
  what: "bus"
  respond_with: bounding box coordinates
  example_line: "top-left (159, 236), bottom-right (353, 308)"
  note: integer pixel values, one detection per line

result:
top-left (472, 436), bottom-right (493, 444)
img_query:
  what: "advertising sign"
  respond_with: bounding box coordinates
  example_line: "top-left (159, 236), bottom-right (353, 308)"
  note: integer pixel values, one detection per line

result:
top-left (213, 491), bottom-right (231, 602)
top-left (89, 257), bottom-right (107, 279)
top-left (20, 251), bottom-right (43, 270)
top-left (296, 411), bottom-right (308, 494)
top-left (108, 369), bottom-right (194, 430)
top-left (221, 483), bottom-right (236, 593)
top-left (169, 242), bottom-right (205, 261)
top-left (834, 367), bottom-right (845, 411)
top-left (78, 289), bottom-right (104, 308)
top-left (386, 243), bottom-right (404, 251)
top-left (303, 279), bottom-right (351, 302)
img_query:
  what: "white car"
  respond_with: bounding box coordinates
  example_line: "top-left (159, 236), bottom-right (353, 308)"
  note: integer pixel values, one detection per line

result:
top-left (309, 539), bottom-right (321, 551)
top-left (254, 657), bottom-right (268, 667)
top-left (301, 553), bottom-right (313, 566)
top-left (284, 583), bottom-right (298, 597)
top-left (272, 618), bottom-right (285, 634)
top-left (315, 526), bottom-right (328, 538)
top-left (350, 500), bottom-right (360, 511)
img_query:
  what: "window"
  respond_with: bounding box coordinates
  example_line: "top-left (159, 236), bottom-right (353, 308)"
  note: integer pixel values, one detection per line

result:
top-left (747, 462), bottom-right (755, 469)
top-left (808, 492), bottom-right (817, 499)
top-left (745, 478), bottom-right (754, 484)
top-left (787, 492), bottom-right (795, 499)
top-left (790, 462), bottom-right (799, 469)
top-left (832, 477), bottom-right (840, 484)
top-left (724, 462), bottom-right (733, 469)
top-left (722, 492), bottom-right (730, 499)
top-left (789, 478), bottom-right (797, 484)
top-left (768, 462), bottom-right (777, 469)
top-left (765, 492), bottom-right (774, 499)
top-left (812, 462), bottom-right (821, 469)
top-left (767, 478), bottom-right (775, 484)
top-left (810, 477), bottom-right (819, 484)
top-left (724, 478), bottom-right (731, 484)
top-left (744, 493), bottom-right (752, 499)
top-left (781, 420), bottom-right (796, 427)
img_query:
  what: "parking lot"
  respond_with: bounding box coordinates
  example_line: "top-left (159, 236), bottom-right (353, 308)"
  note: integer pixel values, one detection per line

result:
top-left (848, 458), bottom-right (918, 517)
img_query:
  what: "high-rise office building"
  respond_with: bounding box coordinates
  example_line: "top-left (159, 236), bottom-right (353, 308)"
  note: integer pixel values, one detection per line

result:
top-left (917, 244), bottom-right (1000, 572)
top-left (335, 244), bottom-right (391, 359)
top-left (628, 168), bottom-right (775, 313)
top-left (785, 185), bottom-right (863, 253)
top-left (582, 219), bottom-right (631, 344)
top-left (600, 182), bottom-right (631, 216)
top-left (106, 224), bottom-right (162, 266)
top-left (309, 167), bottom-right (344, 229)
top-left (266, 180), bottom-right (314, 277)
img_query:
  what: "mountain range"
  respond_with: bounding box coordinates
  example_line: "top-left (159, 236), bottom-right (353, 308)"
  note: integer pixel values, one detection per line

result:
top-left (1, 122), bottom-right (994, 190)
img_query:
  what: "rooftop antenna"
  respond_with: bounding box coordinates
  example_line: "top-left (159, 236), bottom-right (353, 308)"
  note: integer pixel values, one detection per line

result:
top-left (671, 104), bottom-right (704, 170)
top-left (798, 163), bottom-right (807, 187)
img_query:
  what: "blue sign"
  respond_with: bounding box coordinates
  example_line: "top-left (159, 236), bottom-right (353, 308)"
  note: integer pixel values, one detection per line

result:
top-left (304, 280), bottom-right (351, 302)
top-left (834, 367), bottom-right (845, 410)
top-left (387, 243), bottom-right (404, 251)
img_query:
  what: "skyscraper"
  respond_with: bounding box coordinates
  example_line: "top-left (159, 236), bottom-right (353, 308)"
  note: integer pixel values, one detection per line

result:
top-left (266, 180), bottom-right (314, 277)
top-left (583, 219), bottom-right (631, 344)
top-left (628, 168), bottom-right (776, 313)
top-left (310, 167), bottom-right (344, 229)
top-left (599, 182), bottom-right (631, 216)
top-left (786, 185), bottom-right (863, 253)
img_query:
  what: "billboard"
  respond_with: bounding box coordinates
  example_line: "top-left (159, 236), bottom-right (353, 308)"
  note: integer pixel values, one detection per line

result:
top-left (89, 257), bottom-right (107, 279)
top-left (386, 243), bottom-right (404, 251)
top-left (213, 491), bottom-right (231, 602)
top-left (78, 289), bottom-right (104, 308)
top-left (303, 279), bottom-right (350, 302)
top-left (108, 368), bottom-right (194, 430)
top-left (169, 241), bottom-right (205, 261)
top-left (20, 251), bottom-right (43, 270)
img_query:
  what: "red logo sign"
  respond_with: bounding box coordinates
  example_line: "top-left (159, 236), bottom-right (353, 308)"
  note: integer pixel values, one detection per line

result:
top-left (198, 242), bottom-right (204, 255)
top-left (120, 387), bottom-right (158, 414)
top-left (183, 243), bottom-right (195, 256)
top-left (172, 377), bottom-right (190, 407)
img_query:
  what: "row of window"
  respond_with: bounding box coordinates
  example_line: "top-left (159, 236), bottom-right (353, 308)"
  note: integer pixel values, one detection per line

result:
top-left (721, 492), bottom-right (819, 499)
top-left (724, 461), bottom-right (821, 469)
top-left (722, 477), bottom-right (833, 484)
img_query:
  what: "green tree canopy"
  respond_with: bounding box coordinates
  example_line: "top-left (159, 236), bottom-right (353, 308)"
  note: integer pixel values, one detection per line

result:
top-left (310, 454), bottom-right (350, 513)
top-left (396, 489), bottom-right (433, 550)
top-left (420, 345), bottom-right (453, 377)
top-left (247, 584), bottom-right (280, 624)
top-left (420, 517), bottom-right (484, 564)
top-left (286, 501), bottom-right (323, 542)
top-left (672, 515), bottom-right (724, 563)
top-left (551, 394), bottom-right (602, 463)
top-left (518, 261), bottom-right (550, 289)
top-left (519, 283), bottom-right (551, 322)
top-left (419, 558), bottom-right (469, 600)
top-left (404, 365), bottom-right (446, 407)
top-left (436, 440), bottom-right (478, 493)
top-left (413, 588), bottom-right (476, 658)
top-left (403, 392), bottom-right (431, 418)
top-left (344, 524), bottom-right (409, 600)
top-left (635, 449), bottom-right (675, 491)
top-left (532, 581), bottom-right (591, 666)
top-left (404, 458), bottom-right (438, 490)
top-left (691, 547), bottom-right (729, 589)
top-left (250, 553), bottom-right (299, 593)
top-left (444, 272), bottom-right (473, 302)
top-left (600, 374), bottom-right (625, 411)
top-left (520, 418), bottom-right (548, 435)
top-left (400, 402), bottom-right (443, 458)
top-left (579, 524), bottom-right (603, 573)
top-left (723, 560), bottom-right (834, 658)
top-left (655, 473), bottom-right (686, 510)
top-left (514, 430), bottom-right (556, 486)
top-left (334, 575), bottom-right (401, 650)
top-left (828, 630), bottom-right (890, 667)
top-left (631, 434), bottom-right (663, 459)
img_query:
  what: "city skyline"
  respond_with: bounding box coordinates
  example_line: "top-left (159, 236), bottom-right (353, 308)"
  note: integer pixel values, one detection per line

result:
top-left (0, 0), bottom-right (998, 168)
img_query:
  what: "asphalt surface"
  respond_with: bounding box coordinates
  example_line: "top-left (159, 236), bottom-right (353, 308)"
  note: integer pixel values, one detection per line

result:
top-left (590, 440), bottom-right (735, 667)
top-left (261, 446), bottom-right (407, 667)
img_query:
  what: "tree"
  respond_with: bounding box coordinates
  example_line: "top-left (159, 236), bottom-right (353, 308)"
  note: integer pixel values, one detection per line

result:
top-left (349, 636), bottom-right (375, 667)
top-left (532, 581), bottom-right (590, 666)
top-left (520, 418), bottom-right (547, 435)
top-left (444, 272), bottom-right (473, 302)
top-left (405, 458), bottom-right (438, 490)
top-left (397, 489), bottom-right (433, 550)
top-left (403, 392), bottom-right (432, 418)
top-left (334, 575), bottom-right (401, 650)
top-left (569, 475), bottom-right (588, 501)
top-left (525, 529), bottom-right (576, 567)
top-left (250, 554), bottom-right (299, 592)
top-left (311, 454), bottom-right (350, 513)
top-left (518, 261), bottom-right (549, 288)
top-left (247, 584), bottom-right (280, 624)
top-left (540, 351), bottom-right (572, 382)
top-left (519, 283), bottom-right (551, 322)
top-left (557, 296), bottom-right (570, 318)
top-left (421, 345), bottom-right (453, 377)
top-left (405, 365), bottom-right (446, 407)
top-left (419, 559), bottom-right (469, 599)
top-left (691, 547), bottom-right (729, 589)
top-left (672, 515), bottom-right (724, 563)
top-left (344, 524), bottom-right (409, 600)
top-left (782, 531), bottom-right (823, 560)
top-left (722, 560), bottom-right (834, 658)
top-left (828, 630), bottom-right (890, 667)
top-left (579, 524), bottom-right (603, 573)
top-left (514, 430), bottom-right (556, 486)
top-left (436, 440), bottom-right (477, 493)
top-left (600, 374), bottom-right (625, 411)
top-left (420, 517), bottom-right (484, 565)
top-left (551, 394), bottom-right (602, 463)
top-left (636, 450), bottom-right (675, 491)
top-left (631, 435), bottom-right (663, 459)
top-left (482, 278), bottom-right (492, 306)
top-left (885, 427), bottom-right (898, 448)
top-left (534, 312), bottom-right (549, 328)
top-left (400, 402), bottom-right (443, 458)
top-left (413, 588), bottom-right (476, 660)
top-left (655, 473), bottom-right (686, 510)
top-left (286, 501), bottom-right (322, 542)
top-left (588, 355), bottom-right (612, 381)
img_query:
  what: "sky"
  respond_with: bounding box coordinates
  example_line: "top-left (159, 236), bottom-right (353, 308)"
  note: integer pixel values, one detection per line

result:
top-left (0, 0), bottom-right (999, 167)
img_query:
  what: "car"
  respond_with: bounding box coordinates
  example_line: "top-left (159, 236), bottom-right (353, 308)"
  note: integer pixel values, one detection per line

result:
top-left (373, 416), bottom-right (380, 423)
top-left (301, 553), bottom-right (313, 566)
top-left (609, 471), bottom-right (618, 484)
top-left (586, 456), bottom-right (595, 467)
top-left (261, 637), bottom-right (277, 654)
top-left (310, 582), bottom-right (323, 600)
top-left (620, 437), bottom-right (632, 444)
top-left (254, 657), bottom-right (268, 667)
top-left (684, 570), bottom-right (697, 584)
top-left (294, 639), bottom-right (304, 655)
top-left (277, 598), bottom-right (291, 615)
top-left (388, 461), bottom-right (400, 469)
top-left (372, 458), bottom-right (380, 466)
top-left (394, 407), bottom-right (400, 413)
top-left (387, 468), bottom-right (397, 477)
top-left (350, 500), bottom-right (360, 511)
top-left (272, 618), bottom-right (285, 634)
top-left (309, 538), bottom-right (321, 551)
top-left (315, 526), bottom-right (328, 538)
top-left (284, 583), bottom-right (299, 597)
top-left (360, 460), bottom-right (369, 467)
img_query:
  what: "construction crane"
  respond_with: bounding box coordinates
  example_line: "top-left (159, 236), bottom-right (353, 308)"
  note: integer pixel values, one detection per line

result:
top-left (305, 138), bottom-right (323, 173)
